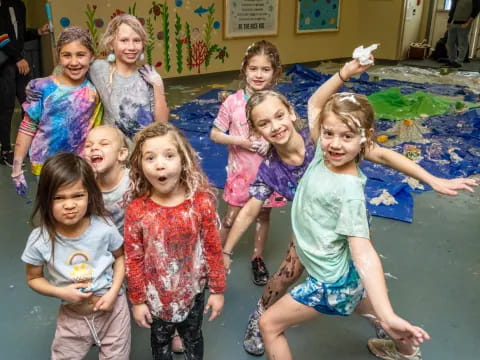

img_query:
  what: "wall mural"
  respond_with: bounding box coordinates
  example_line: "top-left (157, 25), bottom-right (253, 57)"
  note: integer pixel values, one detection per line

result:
top-left (60, 1), bottom-right (229, 74)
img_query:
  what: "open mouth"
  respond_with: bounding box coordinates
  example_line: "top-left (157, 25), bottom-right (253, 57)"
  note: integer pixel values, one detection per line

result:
top-left (272, 129), bottom-right (286, 140)
top-left (90, 154), bottom-right (103, 164)
top-left (328, 151), bottom-right (344, 159)
top-left (158, 176), bottom-right (167, 182)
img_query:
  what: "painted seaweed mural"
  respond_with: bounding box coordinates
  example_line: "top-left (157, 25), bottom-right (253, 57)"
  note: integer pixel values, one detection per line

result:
top-left (175, 13), bottom-right (183, 73)
top-left (150, 1), bottom-right (171, 72)
top-left (85, 4), bottom-right (99, 54)
top-left (81, 1), bottom-right (228, 74)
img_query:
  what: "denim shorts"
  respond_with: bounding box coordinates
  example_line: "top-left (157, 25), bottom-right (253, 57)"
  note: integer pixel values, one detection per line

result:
top-left (290, 261), bottom-right (365, 316)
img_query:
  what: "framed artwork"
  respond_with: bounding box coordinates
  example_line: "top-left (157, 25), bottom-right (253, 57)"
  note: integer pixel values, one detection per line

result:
top-left (296, 0), bottom-right (341, 33)
top-left (223, 0), bottom-right (279, 39)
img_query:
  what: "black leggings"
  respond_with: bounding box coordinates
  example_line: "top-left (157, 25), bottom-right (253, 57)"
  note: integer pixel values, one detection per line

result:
top-left (151, 292), bottom-right (205, 360)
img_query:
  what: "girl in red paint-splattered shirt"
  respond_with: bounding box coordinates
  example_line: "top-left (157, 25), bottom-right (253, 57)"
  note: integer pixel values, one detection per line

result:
top-left (124, 122), bottom-right (226, 359)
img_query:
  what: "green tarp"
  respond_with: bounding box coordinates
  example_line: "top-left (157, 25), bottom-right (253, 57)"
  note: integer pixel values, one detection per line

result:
top-left (368, 88), bottom-right (477, 120)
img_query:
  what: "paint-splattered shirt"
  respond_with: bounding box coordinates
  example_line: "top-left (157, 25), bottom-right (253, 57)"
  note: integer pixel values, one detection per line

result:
top-left (20, 76), bottom-right (101, 175)
top-left (89, 59), bottom-right (154, 141)
top-left (124, 192), bottom-right (226, 322)
top-left (249, 128), bottom-right (315, 202)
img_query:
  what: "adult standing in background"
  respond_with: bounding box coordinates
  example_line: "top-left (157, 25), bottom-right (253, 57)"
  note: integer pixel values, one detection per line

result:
top-left (446, 0), bottom-right (480, 68)
top-left (0, 0), bottom-right (48, 166)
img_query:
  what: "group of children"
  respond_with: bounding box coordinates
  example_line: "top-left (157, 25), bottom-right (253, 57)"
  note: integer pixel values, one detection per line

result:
top-left (12, 13), bottom-right (477, 360)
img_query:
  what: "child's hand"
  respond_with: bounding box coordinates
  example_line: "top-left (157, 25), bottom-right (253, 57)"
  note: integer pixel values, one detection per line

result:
top-left (251, 140), bottom-right (270, 156)
top-left (341, 58), bottom-right (374, 80)
top-left (204, 293), bottom-right (224, 321)
top-left (132, 303), bottom-right (153, 328)
top-left (381, 314), bottom-right (430, 347)
top-left (138, 65), bottom-right (165, 92)
top-left (238, 138), bottom-right (257, 152)
top-left (429, 176), bottom-right (477, 196)
top-left (11, 171), bottom-right (28, 198)
top-left (93, 289), bottom-right (117, 312)
top-left (59, 283), bottom-right (93, 304)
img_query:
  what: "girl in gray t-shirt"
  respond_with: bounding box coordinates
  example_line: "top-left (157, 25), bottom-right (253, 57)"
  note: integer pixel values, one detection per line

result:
top-left (89, 14), bottom-right (169, 141)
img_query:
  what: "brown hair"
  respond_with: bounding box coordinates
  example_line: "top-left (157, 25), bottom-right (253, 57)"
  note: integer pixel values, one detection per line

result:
top-left (31, 153), bottom-right (108, 251)
top-left (101, 14), bottom-right (147, 53)
top-left (129, 122), bottom-right (215, 201)
top-left (246, 90), bottom-right (304, 132)
top-left (315, 92), bottom-right (375, 161)
top-left (240, 40), bottom-right (282, 89)
top-left (56, 26), bottom-right (95, 58)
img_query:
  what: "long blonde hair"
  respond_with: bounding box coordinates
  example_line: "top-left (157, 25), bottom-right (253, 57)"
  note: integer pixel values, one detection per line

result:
top-left (129, 122), bottom-right (215, 201)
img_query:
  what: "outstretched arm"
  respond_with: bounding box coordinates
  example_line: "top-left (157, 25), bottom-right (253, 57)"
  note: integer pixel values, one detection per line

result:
top-left (210, 126), bottom-right (256, 152)
top-left (365, 144), bottom-right (477, 195)
top-left (349, 236), bottom-right (430, 346)
top-left (223, 197), bottom-right (264, 270)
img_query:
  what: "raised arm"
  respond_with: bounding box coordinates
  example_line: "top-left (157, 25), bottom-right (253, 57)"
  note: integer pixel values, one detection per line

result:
top-left (308, 59), bottom-right (373, 139)
top-left (138, 65), bottom-right (169, 122)
top-left (223, 197), bottom-right (264, 270)
top-left (364, 144), bottom-right (477, 195)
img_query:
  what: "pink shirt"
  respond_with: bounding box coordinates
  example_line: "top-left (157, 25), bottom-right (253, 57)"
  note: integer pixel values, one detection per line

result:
top-left (213, 90), bottom-right (285, 207)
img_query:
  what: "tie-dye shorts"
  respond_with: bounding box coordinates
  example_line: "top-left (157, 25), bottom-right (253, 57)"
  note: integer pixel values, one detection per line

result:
top-left (290, 261), bottom-right (365, 316)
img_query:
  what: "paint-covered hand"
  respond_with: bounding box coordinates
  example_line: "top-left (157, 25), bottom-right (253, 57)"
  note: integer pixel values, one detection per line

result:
top-left (204, 293), bottom-right (224, 321)
top-left (139, 65), bottom-right (165, 92)
top-left (251, 139), bottom-right (270, 156)
top-left (381, 314), bottom-right (430, 347)
top-left (11, 170), bottom-right (28, 198)
top-left (237, 138), bottom-right (257, 152)
top-left (59, 282), bottom-right (93, 304)
top-left (341, 57), bottom-right (374, 80)
top-left (93, 289), bottom-right (117, 312)
top-left (429, 176), bottom-right (478, 196)
top-left (132, 303), bottom-right (153, 328)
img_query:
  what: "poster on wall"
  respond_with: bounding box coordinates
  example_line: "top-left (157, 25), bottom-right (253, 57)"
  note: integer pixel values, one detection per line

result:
top-left (296, 0), bottom-right (341, 33)
top-left (224, 0), bottom-right (279, 39)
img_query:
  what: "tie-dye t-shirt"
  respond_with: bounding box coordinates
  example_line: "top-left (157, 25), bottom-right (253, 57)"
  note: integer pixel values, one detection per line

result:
top-left (249, 128), bottom-right (315, 202)
top-left (89, 60), bottom-right (154, 141)
top-left (20, 76), bottom-right (101, 175)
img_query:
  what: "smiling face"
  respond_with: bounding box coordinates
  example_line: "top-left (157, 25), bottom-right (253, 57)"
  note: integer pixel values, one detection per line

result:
top-left (57, 41), bottom-right (93, 86)
top-left (84, 127), bottom-right (128, 175)
top-left (320, 111), bottom-right (365, 173)
top-left (112, 23), bottom-right (143, 66)
top-left (250, 95), bottom-right (296, 147)
top-left (244, 54), bottom-right (275, 93)
top-left (52, 180), bottom-right (89, 234)
top-left (141, 134), bottom-right (184, 202)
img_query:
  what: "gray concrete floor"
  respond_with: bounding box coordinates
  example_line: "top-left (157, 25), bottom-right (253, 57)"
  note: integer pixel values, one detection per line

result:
top-left (1, 65), bottom-right (479, 359)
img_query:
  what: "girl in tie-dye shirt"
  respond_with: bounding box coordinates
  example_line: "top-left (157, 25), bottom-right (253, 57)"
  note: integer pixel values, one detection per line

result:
top-left (11, 27), bottom-right (101, 196)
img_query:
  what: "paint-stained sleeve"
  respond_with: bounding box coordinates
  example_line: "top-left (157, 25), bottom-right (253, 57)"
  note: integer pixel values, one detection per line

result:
top-left (124, 201), bottom-right (147, 304)
top-left (212, 94), bottom-right (232, 133)
top-left (198, 193), bottom-right (226, 293)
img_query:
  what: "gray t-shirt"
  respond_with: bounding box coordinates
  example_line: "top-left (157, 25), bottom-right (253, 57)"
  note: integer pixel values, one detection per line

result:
top-left (103, 169), bottom-right (131, 236)
top-left (21, 216), bottom-right (124, 296)
top-left (89, 59), bottom-right (154, 140)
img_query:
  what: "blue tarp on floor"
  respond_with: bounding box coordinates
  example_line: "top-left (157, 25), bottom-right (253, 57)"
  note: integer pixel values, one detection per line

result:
top-left (171, 64), bottom-right (480, 222)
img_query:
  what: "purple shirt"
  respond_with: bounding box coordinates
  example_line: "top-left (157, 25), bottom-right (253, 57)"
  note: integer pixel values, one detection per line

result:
top-left (249, 128), bottom-right (315, 202)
